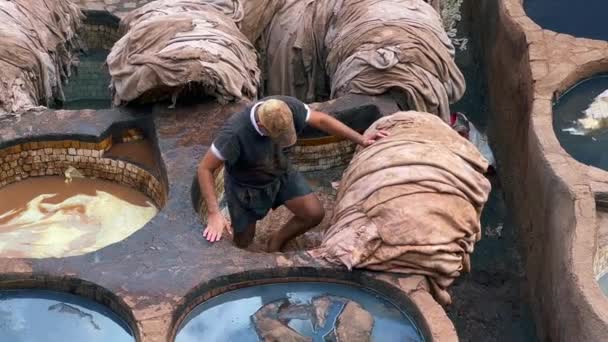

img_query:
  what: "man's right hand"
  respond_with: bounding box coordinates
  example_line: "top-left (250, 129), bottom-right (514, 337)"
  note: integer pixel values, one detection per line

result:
top-left (203, 212), bottom-right (229, 242)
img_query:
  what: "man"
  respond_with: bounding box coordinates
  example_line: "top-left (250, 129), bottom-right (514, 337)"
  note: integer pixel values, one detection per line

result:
top-left (197, 95), bottom-right (388, 251)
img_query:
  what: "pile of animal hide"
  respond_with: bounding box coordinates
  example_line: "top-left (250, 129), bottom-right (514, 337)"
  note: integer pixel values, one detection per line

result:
top-left (310, 111), bottom-right (491, 305)
top-left (107, 0), bottom-right (260, 105)
top-left (0, 0), bottom-right (83, 116)
top-left (108, 0), bottom-right (462, 118)
top-left (259, 0), bottom-right (464, 121)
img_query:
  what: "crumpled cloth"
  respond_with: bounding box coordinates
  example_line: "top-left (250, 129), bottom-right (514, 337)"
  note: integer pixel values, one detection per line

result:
top-left (258, 0), bottom-right (463, 121)
top-left (327, 0), bottom-right (465, 122)
top-left (309, 111), bottom-right (491, 305)
top-left (107, 0), bottom-right (260, 105)
top-left (119, 0), bottom-right (245, 32)
top-left (0, 0), bottom-right (83, 116)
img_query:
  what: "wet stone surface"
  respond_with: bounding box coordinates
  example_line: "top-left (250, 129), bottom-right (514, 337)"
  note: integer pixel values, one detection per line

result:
top-left (553, 75), bottom-right (608, 171)
top-left (0, 290), bottom-right (133, 342)
top-left (176, 282), bottom-right (423, 342)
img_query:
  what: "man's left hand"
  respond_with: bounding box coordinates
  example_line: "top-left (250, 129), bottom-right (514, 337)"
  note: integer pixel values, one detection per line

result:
top-left (361, 130), bottom-right (390, 147)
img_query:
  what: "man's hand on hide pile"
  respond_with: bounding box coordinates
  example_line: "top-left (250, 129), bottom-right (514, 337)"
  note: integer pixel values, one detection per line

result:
top-left (361, 130), bottom-right (390, 146)
top-left (203, 212), bottom-right (230, 242)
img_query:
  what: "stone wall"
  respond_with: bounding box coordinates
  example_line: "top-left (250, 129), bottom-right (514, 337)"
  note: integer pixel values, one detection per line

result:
top-left (595, 212), bottom-right (608, 278)
top-left (0, 137), bottom-right (165, 208)
top-left (472, 0), bottom-right (608, 340)
top-left (288, 139), bottom-right (356, 172)
top-left (80, 21), bottom-right (120, 51)
top-left (63, 50), bottom-right (111, 104)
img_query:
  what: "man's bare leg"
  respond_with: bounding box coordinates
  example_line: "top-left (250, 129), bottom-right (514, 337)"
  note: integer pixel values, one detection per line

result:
top-left (233, 223), bottom-right (256, 249)
top-left (267, 193), bottom-right (325, 252)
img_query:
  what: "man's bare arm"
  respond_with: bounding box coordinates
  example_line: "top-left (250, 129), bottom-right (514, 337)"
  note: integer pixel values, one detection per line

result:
top-left (307, 111), bottom-right (388, 146)
top-left (197, 151), bottom-right (228, 242)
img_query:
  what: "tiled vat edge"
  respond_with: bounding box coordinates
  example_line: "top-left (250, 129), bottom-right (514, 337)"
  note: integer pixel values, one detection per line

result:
top-left (0, 138), bottom-right (165, 207)
top-left (473, 0), bottom-right (608, 340)
top-left (80, 9), bottom-right (121, 50)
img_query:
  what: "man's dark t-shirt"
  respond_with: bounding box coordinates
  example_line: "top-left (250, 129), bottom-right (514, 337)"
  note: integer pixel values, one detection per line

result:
top-left (212, 95), bottom-right (309, 187)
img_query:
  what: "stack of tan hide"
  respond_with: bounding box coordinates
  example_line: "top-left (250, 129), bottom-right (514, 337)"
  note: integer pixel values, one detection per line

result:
top-left (0, 0), bottom-right (83, 116)
top-left (310, 112), bottom-right (491, 305)
top-left (258, 0), bottom-right (464, 121)
top-left (108, 0), bottom-right (462, 122)
top-left (107, 0), bottom-right (260, 105)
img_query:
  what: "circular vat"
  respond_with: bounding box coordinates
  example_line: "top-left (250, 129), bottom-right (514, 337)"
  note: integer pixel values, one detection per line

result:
top-left (175, 282), bottom-right (425, 342)
top-left (58, 10), bottom-right (121, 110)
top-left (553, 75), bottom-right (608, 171)
top-left (599, 272), bottom-right (608, 297)
top-left (0, 136), bottom-right (165, 258)
top-left (524, 0), bottom-right (608, 41)
top-left (0, 289), bottom-right (133, 342)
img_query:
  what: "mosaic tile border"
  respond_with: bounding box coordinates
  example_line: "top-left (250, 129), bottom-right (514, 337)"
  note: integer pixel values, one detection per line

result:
top-left (0, 137), bottom-right (165, 208)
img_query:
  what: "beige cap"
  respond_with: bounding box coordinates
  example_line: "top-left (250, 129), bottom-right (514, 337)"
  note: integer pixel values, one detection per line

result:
top-left (257, 99), bottom-right (297, 147)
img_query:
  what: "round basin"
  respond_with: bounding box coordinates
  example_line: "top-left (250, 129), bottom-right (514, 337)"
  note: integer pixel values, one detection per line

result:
top-left (176, 282), bottom-right (425, 342)
top-left (0, 176), bottom-right (158, 258)
top-left (0, 290), bottom-right (133, 342)
top-left (553, 75), bottom-right (608, 170)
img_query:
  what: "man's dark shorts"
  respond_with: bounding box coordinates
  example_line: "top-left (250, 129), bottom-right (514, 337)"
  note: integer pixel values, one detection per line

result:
top-left (224, 169), bottom-right (312, 233)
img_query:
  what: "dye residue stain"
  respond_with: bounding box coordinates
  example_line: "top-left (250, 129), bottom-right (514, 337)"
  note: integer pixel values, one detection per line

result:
top-left (0, 290), bottom-right (133, 342)
top-left (553, 76), bottom-right (608, 171)
top-left (176, 282), bottom-right (424, 342)
top-left (0, 176), bottom-right (157, 258)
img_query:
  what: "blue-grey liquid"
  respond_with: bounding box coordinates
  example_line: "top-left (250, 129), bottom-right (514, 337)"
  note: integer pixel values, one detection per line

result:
top-left (0, 290), bottom-right (133, 342)
top-left (553, 75), bottom-right (608, 171)
top-left (176, 282), bottom-right (424, 342)
top-left (599, 272), bottom-right (608, 296)
top-left (524, 0), bottom-right (607, 41)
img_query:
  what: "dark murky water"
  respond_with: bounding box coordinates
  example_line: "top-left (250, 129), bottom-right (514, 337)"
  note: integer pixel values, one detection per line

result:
top-left (0, 290), bottom-right (133, 342)
top-left (62, 49), bottom-right (111, 110)
top-left (62, 99), bottom-right (112, 110)
top-left (524, 0), bottom-right (608, 41)
top-left (176, 282), bottom-right (424, 342)
top-left (553, 76), bottom-right (608, 171)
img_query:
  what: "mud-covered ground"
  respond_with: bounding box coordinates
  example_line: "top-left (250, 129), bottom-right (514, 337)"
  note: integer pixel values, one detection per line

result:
top-left (445, 7), bottom-right (539, 341)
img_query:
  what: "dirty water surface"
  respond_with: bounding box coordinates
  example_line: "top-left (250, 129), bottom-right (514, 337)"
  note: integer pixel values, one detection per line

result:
top-left (524, 0), bottom-right (608, 41)
top-left (104, 140), bottom-right (157, 171)
top-left (176, 282), bottom-right (424, 342)
top-left (553, 75), bottom-right (608, 171)
top-left (0, 176), bottom-right (157, 258)
top-left (0, 290), bottom-right (133, 342)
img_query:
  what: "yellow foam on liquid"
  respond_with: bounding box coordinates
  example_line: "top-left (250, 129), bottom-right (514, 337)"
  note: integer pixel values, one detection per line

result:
top-left (0, 176), bottom-right (158, 258)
